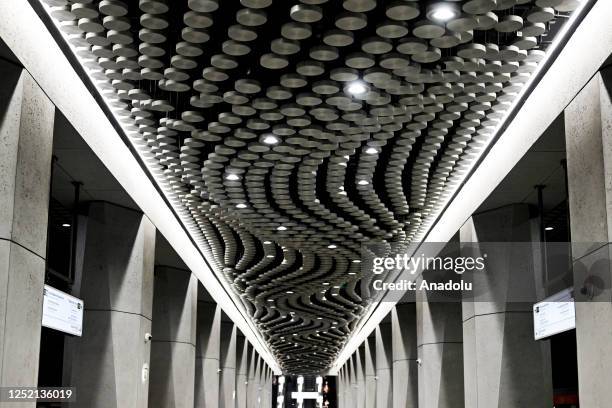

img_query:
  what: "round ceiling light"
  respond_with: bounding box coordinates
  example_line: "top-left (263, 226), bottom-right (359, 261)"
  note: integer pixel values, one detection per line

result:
top-left (262, 134), bottom-right (280, 145)
top-left (346, 81), bottom-right (367, 95)
top-left (365, 147), bottom-right (378, 154)
top-left (427, 3), bottom-right (459, 22)
top-left (225, 173), bottom-right (240, 181)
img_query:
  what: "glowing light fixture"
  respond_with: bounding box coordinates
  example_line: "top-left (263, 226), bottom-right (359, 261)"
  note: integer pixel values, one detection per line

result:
top-left (277, 225), bottom-right (287, 231)
top-left (226, 173), bottom-right (240, 181)
top-left (365, 147), bottom-right (378, 154)
top-left (262, 134), bottom-right (280, 145)
top-left (427, 2), bottom-right (459, 22)
top-left (347, 81), bottom-right (367, 95)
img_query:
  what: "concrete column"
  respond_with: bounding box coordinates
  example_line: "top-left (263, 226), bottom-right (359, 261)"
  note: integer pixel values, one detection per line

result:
top-left (260, 367), bottom-right (267, 408)
top-left (236, 337), bottom-right (249, 408)
top-left (149, 267), bottom-right (198, 408)
top-left (195, 302), bottom-right (221, 408)
top-left (71, 202), bottom-right (156, 408)
top-left (337, 366), bottom-right (345, 408)
top-left (254, 357), bottom-right (263, 407)
top-left (460, 205), bottom-right (552, 407)
top-left (392, 304), bottom-right (418, 408)
top-left (364, 336), bottom-right (376, 408)
top-left (416, 285), bottom-right (464, 408)
top-left (220, 321), bottom-right (237, 408)
top-left (263, 367), bottom-right (272, 408)
top-left (355, 347), bottom-right (366, 408)
top-left (344, 359), bottom-right (354, 408)
top-left (247, 350), bottom-right (258, 408)
top-left (349, 353), bottom-right (358, 407)
top-left (565, 67), bottom-right (612, 408)
top-left (0, 64), bottom-right (54, 403)
top-left (375, 323), bottom-right (392, 408)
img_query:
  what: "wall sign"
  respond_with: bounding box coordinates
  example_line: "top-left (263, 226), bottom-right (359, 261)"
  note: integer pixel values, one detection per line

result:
top-left (533, 287), bottom-right (575, 340)
top-left (42, 285), bottom-right (84, 337)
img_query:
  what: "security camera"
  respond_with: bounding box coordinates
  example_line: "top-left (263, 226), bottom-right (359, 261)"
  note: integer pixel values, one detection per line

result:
top-left (416, 358), bottom-right (422, 366)
top-left (145, 333), bottom-right (153, 342)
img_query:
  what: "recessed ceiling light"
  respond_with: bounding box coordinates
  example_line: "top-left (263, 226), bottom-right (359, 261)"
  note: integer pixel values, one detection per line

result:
top-left (328, 244), bottom-right (337, 249)
top-left (352, 259), bottom-right (361, 263)
top-left (348, 272), bottom-right (356, 275)
top-left (62, 223), bottom-right (71, 228)
top-left (545, 226), bottom-right (554, 231)
top-left (264, 240), bottom-right (272, 244)
top-left (236, 203), bottom-right (247, 209)
top-left (262, 134), bottom-right (280, 145)
top-left (322, 282), bottom-right (330, 286)
top-left (277, 225), bottom-right (287, 231)
top-left (267, 299), bottom-right (275, 302)
top-left (226, 173), bottom-right (240, 181)
top-left (286, 290), bottom-right (294, 294)
top-left (346, 81), bottom-right (367, 95)
top-left (428, 3), bottom-right (458, 22)
top-left (266, 254), bottom-right (275, 258)
top-left (365, 147), bottom-right (378, 154)
top-left (358, 179), bottom-right (369, 185)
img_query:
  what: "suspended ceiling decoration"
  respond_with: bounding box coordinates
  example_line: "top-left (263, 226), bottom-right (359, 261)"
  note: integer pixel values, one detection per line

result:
top-left (41, 0), bottom-right (580, 373)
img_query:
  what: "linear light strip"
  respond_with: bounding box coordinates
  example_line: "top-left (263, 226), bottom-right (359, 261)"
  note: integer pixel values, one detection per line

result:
top-left (329, 0), bottom-right (611, 374)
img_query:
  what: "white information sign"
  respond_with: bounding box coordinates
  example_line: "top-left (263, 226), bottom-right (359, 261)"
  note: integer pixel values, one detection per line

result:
top-left (533, 287), bottom-right (575, 340)
top-left (42, 285), bottom-right (84, 336)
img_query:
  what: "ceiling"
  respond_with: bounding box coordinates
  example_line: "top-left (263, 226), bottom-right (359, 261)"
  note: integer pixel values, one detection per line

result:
top-left (52, 110), bottom-right (138, 210)
top-left (477, 112), bottom-right (566, 213)
top-left (39, 0), bottom-right (582, 373)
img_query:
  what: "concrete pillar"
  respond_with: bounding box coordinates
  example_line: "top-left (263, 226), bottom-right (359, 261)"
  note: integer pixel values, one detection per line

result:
top-left (149, 267), bottom-right (198, 408)
top-left (416, 285), bottom-right (464, 408)
top-left (375, 323), bottom-right (392, 408)
top-left (0, 64), bottom-right (54, 403)
top-left (344, 359), bottom-right (354, 408)
top-left (392, 304), bottom-right (418, 408)
top-left (338, 366), bottom-right (345, 408)
top-left (364, 336), bottom-right (376, 408)
top-left (195, 302), bottom-right (221, 408)
top-left (247, 350), bottom-right (258, 408)
top-left (264, 367), bottom-right (272, 408)
top-left (349, 353), bottom-right (358, 407)
top-left (355, 347), bottom-right (366, 408)
top-left (236, 337), bottom-right (249, 408)
top-left (71, 202), bottom-right (156, 408)
top-left (254, 357), bottom-right (263, 407)
top-left (460, 205), bottom-right (552, 408)
top-left (260, 367), bottom-right (267, 408)
top-left (220, 321), bottom-right (237, 408)
top-left (565, 67), bottom-right (612, 408)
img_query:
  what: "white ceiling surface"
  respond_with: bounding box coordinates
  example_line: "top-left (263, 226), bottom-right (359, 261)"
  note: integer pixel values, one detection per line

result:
top-left (330, 0), bottom-right (612, 374)
top-left (0, 0), bottom-right (281, 372)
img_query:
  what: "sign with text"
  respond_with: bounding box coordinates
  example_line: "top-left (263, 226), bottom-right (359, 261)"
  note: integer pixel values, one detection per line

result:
top-left (533, 287), bottom-right (575, 340)
top-left (42, 285), bottom-right (83, 337)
